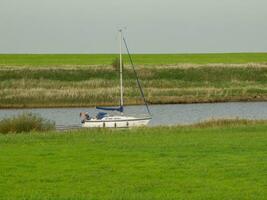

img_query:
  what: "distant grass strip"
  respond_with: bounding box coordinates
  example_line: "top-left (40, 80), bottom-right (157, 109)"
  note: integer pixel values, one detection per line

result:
top-left (0, 64), bottom-right (266, 108)
top-left (191, 118), bottom-right (267, 128)
top-left (1, 53), bottom-right (267, 67)
top-left (0, 124), bottom-right (266, 199)
top-left (0, 113), bottom-right (55, 134)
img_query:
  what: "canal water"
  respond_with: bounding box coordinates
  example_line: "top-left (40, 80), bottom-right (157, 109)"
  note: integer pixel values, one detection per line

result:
top-left (0, 102), bottom-right (267, 126)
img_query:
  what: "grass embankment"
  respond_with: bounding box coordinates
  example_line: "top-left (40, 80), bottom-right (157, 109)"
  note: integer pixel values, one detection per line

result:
top-left (1, 53), bottom-right (267, 66)
top-left (0, 64), bottom-right (266, 108)
top-left (0, 122), bottom-right (267, 199)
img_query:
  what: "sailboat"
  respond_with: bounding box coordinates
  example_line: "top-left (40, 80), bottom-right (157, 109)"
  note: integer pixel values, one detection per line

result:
top-left (80, 29), bottom-right (152, 128)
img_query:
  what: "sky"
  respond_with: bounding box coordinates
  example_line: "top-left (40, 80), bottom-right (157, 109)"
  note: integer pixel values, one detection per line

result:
top-left (0, 0), bottom-right (267, 53)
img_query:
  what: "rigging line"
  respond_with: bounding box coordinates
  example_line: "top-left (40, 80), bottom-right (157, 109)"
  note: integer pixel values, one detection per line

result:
top-left (123, 37), bottom-right (152, 116)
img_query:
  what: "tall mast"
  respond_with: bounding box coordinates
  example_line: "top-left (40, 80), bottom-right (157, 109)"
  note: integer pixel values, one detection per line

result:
top-left (119, 29), bottom-right (123, 111)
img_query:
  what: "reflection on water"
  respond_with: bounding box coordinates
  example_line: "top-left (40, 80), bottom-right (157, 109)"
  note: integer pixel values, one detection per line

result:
top-left (0, 102), bottom-right (267, 126)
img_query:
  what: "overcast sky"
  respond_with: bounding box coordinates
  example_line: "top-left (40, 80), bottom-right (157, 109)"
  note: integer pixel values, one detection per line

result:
top-left (0, 0), bottom-right (267, 53)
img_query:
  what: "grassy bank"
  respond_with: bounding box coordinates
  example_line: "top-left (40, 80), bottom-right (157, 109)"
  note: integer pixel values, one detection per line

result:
top-left (1, 53), bottom-right (267, 67)
top-left (0, 64), bottom-right (266, 108)
top-left (0, 123), bottom-right (267, 199)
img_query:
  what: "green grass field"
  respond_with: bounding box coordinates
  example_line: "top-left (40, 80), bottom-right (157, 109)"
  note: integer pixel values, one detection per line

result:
top-left (0, 123), bottom-right (267, 200)
top-left (0, 53), bottom-right (267, 66)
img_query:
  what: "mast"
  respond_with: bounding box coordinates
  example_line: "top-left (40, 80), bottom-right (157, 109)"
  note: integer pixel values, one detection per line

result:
top-left (119, 29), bottom-right (123, 112)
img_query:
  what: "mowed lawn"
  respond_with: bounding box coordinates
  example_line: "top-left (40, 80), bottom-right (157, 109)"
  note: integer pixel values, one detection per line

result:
top-left (1, 53), bottom-right (267, 66)
top-left (0, 125), bottom-right (266, 200)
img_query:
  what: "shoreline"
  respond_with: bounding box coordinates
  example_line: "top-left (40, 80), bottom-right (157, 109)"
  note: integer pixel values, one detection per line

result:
top-left (0, 98), bottom-right (266, 109)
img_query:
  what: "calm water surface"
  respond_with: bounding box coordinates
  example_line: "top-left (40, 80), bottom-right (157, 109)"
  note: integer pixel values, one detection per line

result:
top-left (0, 102), bottom-right (267, 126)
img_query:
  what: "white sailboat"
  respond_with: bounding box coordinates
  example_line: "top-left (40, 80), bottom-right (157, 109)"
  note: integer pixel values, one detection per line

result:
top-left (80, 30), bottom-right (152, 128)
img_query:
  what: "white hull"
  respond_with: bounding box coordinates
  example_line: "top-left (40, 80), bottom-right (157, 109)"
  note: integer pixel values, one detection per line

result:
top-left (82, 115), bottom-right (151, 128)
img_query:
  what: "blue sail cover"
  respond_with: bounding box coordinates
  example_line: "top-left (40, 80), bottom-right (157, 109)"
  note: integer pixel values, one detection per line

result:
top-left (96, 106), bottom-right (124, 112)
top-left (96, 112), bottom-right (107, 119)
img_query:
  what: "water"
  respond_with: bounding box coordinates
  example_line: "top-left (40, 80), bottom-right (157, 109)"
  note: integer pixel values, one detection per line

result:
top-left (0, 102), bottom-right (267, 126)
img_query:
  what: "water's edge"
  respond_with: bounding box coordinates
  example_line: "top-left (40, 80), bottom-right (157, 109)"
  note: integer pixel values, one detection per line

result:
top-left (0, 102), bottom-right (267, 127)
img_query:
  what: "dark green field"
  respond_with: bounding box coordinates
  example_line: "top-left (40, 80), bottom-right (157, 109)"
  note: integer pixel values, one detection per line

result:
top-left (1, 53), bottom-right (267, 66)
top-left (0, 123), bottom-right (266, 200)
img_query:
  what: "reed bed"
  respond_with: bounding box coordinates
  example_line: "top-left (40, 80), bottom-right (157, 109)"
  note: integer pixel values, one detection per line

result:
top-left (0, 64), bottom-right (266, 108)
top-left (0, 112), bottom-right (55, 134)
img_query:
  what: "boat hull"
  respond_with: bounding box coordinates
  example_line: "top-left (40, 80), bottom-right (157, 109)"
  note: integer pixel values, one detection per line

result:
top-left (82, 117), bottom-right (151, 128)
